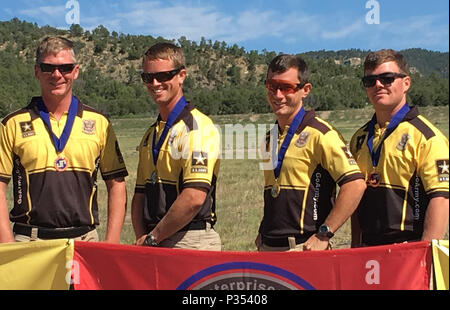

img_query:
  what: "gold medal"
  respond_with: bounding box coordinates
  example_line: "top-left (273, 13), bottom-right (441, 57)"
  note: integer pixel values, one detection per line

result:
top-left (368, 170), bottom-right (380, 187)
top-left (151, 171), bottom-right (158, 185)
top-left (54, 156), bottom-right (69, 172)
top-left (271, 181), bottom-right (281, 198)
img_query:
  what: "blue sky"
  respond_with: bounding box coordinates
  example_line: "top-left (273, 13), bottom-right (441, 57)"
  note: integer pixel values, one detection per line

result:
top-left (1, 0), bottom-right (448, 54)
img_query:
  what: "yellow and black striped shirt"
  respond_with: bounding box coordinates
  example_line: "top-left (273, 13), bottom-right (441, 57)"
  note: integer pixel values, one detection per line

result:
top-left (135, 101), bottom-right (220, 230)
top-left (259, 110), bottom-right (364, 241)
top-left (0, 97), bottom-right (128, 228)
top-left (350, 106), bottom-right (449, 245)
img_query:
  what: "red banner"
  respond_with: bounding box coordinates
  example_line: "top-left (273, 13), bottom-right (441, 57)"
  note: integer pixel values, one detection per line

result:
top-left (73, 241), bottom-right (431, 290)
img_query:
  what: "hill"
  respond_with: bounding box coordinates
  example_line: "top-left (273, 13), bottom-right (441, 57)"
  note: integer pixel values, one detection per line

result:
top-left (303, 48), bottom-right (449, 78)
top-left (0, 18), bottom-right (448, 117)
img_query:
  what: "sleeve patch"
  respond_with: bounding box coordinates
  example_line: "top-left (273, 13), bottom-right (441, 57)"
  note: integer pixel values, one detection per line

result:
top-left (191, 152), bottom-right (208, 173)
top-left (436, 160), bottom-right (449, 182)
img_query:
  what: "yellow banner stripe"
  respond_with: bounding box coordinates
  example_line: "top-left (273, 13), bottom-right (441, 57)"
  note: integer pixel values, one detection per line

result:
top-left (0, 239), bottom-right (74, 290)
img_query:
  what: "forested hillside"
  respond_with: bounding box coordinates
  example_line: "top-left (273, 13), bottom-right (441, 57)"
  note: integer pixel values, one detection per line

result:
top-left (0, 18), bottom-right (448, 117)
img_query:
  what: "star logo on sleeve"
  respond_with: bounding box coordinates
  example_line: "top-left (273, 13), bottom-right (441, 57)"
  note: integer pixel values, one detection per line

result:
top-left (20, 121), bottom-right (35, 138)
top-left (191, 152), bottom-right (208, 173)
top-left (436, 160), bottom-right (449, 182)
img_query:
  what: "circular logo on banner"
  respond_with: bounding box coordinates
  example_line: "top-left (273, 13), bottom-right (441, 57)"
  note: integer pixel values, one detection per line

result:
top-left (176, 262), bottom-right (315, 290)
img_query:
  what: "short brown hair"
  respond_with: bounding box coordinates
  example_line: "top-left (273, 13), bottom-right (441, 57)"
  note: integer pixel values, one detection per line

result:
top-left (267, 54), bottom-right (309, 84)
top-left (364, 49), bottom-right (409, 74)
top-left (36, 36), bottom-right (77, 64)
top-left (143, 42), bottom-right (186, 69)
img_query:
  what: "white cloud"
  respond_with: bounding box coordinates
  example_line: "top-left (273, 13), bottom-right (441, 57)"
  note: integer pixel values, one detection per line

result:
top-left (113, 1), bottom-right (322, 47)
top-left (13, 1), bottom-right (444, 52)
top-left (15, 1), bottom-right (321, 46)
top-left (362, 14), bottom-right (449, 50)
top-left (19, 5), bottom-right (66, 19)
top-left (117, 1), bottom-right (233, 41)
top-left (321, 20), bottom-right (365, 40)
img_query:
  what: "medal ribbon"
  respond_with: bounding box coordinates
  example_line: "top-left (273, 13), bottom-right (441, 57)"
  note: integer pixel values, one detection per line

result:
top-left (38, 96), bottom-right (78, 153)
top-left (273, 107), bottom-right (306, 179)
top-left (366, 103), bottom-right (410, 167)
top-left (152, 96), bottom-right (188, 165)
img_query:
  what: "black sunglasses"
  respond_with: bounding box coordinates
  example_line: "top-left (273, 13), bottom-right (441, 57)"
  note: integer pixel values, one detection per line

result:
top-left (141, 67), bottom-right (184, 84)
top-left (362, 72), bottom-right (407, 88)
top-left (39, 63), bottom-right (77, 73)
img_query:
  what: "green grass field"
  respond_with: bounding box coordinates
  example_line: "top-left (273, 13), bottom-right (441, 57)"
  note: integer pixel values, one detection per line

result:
top-left (4, 106), bottom-right (449, 250)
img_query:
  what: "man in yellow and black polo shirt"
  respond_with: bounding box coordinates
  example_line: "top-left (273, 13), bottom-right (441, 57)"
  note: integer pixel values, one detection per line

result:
top-left (256, 54), bottom-right (366, 251)
top-left (350, 49), bottom-right (449, 247)
top-left (131, 43), bottom-right (221, 250)
top-left (0, 37), bottom-right (128, 243)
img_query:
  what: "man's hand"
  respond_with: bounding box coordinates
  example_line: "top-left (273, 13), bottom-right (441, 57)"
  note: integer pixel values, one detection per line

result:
top-left (302, 234), bottom-right (330, 251)
top-left (134, 234), bottom-right (147, 246)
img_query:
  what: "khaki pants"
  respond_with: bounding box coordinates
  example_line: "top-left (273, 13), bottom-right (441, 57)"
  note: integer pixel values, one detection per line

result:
top-left (159, 223), bottom-right (221, 251)
top-left (14, 229), bottom-right (99, 242)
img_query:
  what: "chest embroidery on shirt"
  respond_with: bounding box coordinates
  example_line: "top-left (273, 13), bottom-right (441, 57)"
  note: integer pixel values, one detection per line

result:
top-left (396, 133), bottom-right (410, 151)
top-left (82, 120), bottom-right (96, 135)
top-left (295, 131), bottom-right (310, 148)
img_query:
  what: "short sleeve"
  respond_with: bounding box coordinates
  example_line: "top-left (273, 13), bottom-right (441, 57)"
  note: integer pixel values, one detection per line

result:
top-left (0, 120), bottom-right (14, 183)
top-left (100, 122), bottom-right (128, 180)
top-left (320, 129), bottom-right (364, 186)
top-left (181, 121), bottom-right (220, 190)
top-left (417, 134), bottom-right (449, 197)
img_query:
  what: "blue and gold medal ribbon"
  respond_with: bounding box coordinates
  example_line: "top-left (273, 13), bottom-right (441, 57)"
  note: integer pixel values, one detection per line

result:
top-left (37, 96), bottom-right (78, 153)
top-left (152, 96), bottom-right (188, 165)
top-left (366, 103), bottom-right (410, 168)
top-left (273, 107), bottom-right (306, 180)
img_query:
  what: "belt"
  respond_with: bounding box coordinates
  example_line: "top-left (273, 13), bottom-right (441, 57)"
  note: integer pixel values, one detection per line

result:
top-left (261, 234), bottom-right (310, 247)
top-left (13, 224), bottom-right (95, 239)
top-left (148, 221), bottom-right (211, 233)
top-left (361, 231), bottom-right (419, 246)
top-left (180, 221), bottom-right (212, 231)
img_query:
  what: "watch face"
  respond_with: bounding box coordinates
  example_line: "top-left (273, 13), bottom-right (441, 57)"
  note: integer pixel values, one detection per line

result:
top-left (318, 224), bottom-right (334, 238)
top-left (144, 235), bottom-right (151, 246)
top-left (319, 225), bottom-right (329, 233)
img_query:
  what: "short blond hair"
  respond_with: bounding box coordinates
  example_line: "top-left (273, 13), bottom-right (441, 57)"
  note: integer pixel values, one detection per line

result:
top-left (143, 42), bottom-right (185, 69)
top-left (36, 36), bottom-right (77, 64)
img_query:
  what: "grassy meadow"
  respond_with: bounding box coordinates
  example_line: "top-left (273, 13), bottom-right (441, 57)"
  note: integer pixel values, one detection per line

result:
top-left (4, 106), bottom-right (449, 251)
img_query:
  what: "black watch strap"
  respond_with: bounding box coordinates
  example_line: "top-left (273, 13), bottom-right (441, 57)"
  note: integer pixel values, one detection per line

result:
top-left (317, 224), bottom-right (334, 238)
top-left (144, 232), bottom-right (159, 246)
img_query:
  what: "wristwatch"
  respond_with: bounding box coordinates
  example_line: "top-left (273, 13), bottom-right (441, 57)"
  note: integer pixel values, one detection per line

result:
top-left (317, 224), bottom-right (334, 238)
top-left (144, 232), bottom-right (159, 246)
